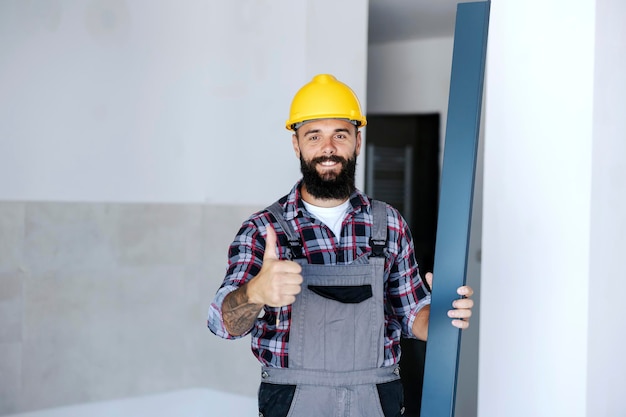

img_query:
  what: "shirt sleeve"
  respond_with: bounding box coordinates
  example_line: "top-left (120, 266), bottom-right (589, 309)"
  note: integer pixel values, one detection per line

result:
top-left (385, 208), bottom-right (431, 338)
top-left (207, 216), bottom-right (269, 339)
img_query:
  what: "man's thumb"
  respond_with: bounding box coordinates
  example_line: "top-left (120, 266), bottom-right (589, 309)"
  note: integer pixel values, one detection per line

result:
top-left (263, 225), bottom-right (279, 260)
top-left (425, 272), bottom-right (433, 291)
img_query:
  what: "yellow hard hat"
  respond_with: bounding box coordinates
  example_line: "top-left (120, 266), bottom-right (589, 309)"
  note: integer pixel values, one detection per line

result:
top-left (285, 74), bottom-right (367, 131)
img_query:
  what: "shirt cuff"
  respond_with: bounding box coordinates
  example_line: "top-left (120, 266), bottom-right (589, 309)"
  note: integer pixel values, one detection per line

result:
top-left (405, 294), bottom-right (432, 338)
top-left (207, 285), bottom-right (248, 339)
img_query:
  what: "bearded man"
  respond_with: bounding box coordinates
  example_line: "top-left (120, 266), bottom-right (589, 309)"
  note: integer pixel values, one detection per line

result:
top-left (207, 74), bottom-right (474, 417)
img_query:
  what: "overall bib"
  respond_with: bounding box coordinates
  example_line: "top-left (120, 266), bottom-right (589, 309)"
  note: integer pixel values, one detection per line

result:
top-left (259, 201), bottom-right (404, 417)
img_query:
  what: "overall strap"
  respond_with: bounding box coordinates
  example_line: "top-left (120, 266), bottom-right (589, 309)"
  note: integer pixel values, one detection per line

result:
top-left (266, 199), bottom-right (388, 259)
top-left (266, 202), bottom-right (304, 260)
top-left (369, 199), bottom-right (388, 257)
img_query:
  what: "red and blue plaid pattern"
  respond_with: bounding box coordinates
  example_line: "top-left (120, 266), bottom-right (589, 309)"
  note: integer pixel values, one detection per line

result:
top-left (208, 181), bottom-right (431, 368)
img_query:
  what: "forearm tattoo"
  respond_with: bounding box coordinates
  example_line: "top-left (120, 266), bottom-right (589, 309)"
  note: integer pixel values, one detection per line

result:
top-left (222, 283), bottom-right (263, 336)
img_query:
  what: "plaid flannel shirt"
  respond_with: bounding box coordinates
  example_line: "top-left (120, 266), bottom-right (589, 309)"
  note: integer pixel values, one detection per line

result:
top-left (207, 181), bottom-right (431, 368)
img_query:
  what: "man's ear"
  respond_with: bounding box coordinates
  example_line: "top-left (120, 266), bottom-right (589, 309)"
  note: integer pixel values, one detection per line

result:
top-left (355, 130), bottom-right (362, 156)
top-left (292, 134), bottom-right (300, 159)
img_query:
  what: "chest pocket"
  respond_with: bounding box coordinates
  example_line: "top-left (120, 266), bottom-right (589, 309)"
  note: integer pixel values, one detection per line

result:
top-left (308, 284), bottom-right (373, 304)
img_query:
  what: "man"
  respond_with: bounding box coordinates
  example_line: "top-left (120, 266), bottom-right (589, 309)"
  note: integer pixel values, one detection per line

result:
top-left (208, 74), bottom-right (473, 417)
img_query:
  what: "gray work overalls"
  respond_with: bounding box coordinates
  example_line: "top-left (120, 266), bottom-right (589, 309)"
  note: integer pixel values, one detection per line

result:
top-left (259, 201), bottom-right (403, 417)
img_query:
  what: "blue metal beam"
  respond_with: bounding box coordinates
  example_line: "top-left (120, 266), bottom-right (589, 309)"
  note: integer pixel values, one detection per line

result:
top-left (420, 2), bottom-right (490, 417)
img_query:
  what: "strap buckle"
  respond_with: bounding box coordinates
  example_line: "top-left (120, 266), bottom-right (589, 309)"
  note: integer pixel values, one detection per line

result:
top-left (287, 238), bottom-right (305, 260)
top-left (369, 238), bottom-right (387, 257)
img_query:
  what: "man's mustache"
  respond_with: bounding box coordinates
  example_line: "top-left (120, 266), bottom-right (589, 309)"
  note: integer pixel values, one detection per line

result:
top-left (311, 155), bottom-right (346, 165)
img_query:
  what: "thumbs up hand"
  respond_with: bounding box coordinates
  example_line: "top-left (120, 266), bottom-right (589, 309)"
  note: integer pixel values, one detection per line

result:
top-left (247, 225), bottom-right (303, 307)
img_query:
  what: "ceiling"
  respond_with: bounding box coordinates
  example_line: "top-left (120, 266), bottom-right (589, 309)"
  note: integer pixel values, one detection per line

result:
top-left (368, 0), bottom-right (476, 44)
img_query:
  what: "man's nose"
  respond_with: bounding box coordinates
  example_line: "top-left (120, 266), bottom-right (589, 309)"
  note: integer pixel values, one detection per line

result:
top-left (321, 137), bottom-right (336, 154)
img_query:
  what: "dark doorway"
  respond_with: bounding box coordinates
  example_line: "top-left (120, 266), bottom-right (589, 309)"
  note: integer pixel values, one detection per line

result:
top-left (364, 114), bottom-right (440, 417)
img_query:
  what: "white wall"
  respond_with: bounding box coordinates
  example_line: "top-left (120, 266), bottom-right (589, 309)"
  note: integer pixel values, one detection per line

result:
top-left (368, 37), bottom-right (454, 144)
top-left (0, 0), bottom-right (368, 206)
top-left (480, 0), bottom-right (626, 416)
top-left (0, 0), bottom-right (370, 414)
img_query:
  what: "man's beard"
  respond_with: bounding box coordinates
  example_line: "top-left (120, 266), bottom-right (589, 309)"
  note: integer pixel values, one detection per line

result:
top-left (300, 152), bottom-right (357, 200)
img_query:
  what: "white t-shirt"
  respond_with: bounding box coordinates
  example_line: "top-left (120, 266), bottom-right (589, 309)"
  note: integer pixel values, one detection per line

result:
top-left (302, 199), bottom-right (351, 239)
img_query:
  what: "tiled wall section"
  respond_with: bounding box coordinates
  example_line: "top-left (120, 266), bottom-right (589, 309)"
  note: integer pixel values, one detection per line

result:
top-left (0, 201), bottom-right (263, 415)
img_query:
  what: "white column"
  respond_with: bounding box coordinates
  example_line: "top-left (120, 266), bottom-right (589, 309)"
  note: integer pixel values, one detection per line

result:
top-left (479, 0), bottom-right (597, 416)
top-left (587, 0), bottom-right (626, 415)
